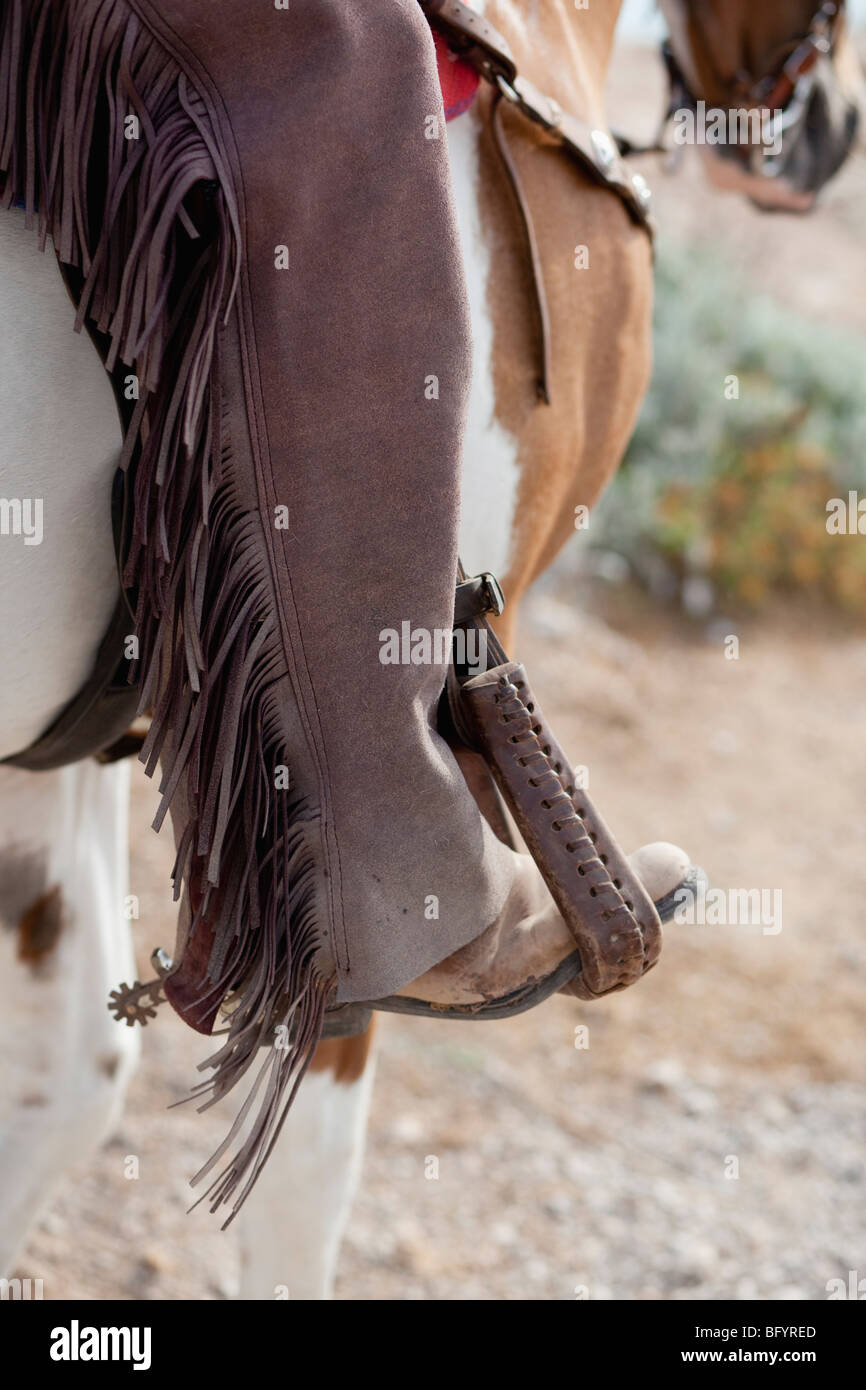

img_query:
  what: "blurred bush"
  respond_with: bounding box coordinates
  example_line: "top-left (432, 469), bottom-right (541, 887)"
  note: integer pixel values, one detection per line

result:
top-left (589, 243), bottom-right (866, 613)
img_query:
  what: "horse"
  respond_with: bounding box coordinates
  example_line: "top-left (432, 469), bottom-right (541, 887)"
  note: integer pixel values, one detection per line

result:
top-left (0, 0), bottom-right (860, 1300)
top-left (658, 0), bottom-right (863, 209)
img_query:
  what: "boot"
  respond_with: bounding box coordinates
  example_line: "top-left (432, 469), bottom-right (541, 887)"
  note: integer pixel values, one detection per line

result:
top-left (378, 843), bottom-right (695, 1017)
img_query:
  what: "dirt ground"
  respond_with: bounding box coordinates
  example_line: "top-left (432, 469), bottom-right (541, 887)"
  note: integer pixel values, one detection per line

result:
top-left (14, 45), bottom-right (866, 1300)
top-left (19, 590), bottom-right (866, 1301)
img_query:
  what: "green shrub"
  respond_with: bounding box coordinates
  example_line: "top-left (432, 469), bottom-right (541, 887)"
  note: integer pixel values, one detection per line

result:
top-left (589, 242), bottom-right (866, 611)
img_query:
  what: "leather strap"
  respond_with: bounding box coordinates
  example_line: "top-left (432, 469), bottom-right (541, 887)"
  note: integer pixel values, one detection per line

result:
top-left (490, 88), bottom-right (553, 404)
top-left (0, 590), bottom-right (140, 771)
top-left (758, 3), bottom-right (841, 111)
top-left (496, 73), bottom-right (655, 231)
top-left (612, 43), bottom-right (692, 158)
top-left (419, 0), bottom-right (654, 230)
top-left (420, 0), bottom-right (519, 82)
top-left (319, 1002), bottom-right (374, 1039)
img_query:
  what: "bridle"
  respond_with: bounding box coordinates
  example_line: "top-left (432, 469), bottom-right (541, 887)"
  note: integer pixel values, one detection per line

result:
top-left (654, 1), bottom-right (846, 174)
top-left (418, 0), bottom-right (655, 406)
top-left (738, 0), bottom-right (843, 110)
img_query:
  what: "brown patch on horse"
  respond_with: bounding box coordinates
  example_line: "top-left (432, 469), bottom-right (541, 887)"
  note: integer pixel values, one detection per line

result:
top-left (18, 1092), bottom-right (49, 1107)
top-left (97, 1052), bottom-right (122, 1081)
top-left (474, 4), bottom-right (653, 647)
top-left (17, 885), bottom-right (65, 964)
top-left (309, 1021), bottom-right (376, 1084)
top-left (0, 845), bottom-right (51, 928)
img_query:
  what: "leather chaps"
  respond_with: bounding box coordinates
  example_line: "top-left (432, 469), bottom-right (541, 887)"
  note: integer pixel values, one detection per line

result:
top-left (0, 0), bottom-right (521, 1215)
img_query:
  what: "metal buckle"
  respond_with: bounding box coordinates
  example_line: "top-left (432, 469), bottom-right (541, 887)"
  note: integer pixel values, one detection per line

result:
top-left (479, 572), bottom-right (506, 617)
top-left (454, 572), bottom-right (507, 627)
top-left (630, 172), bottom-right (653, 207)
top-left (496, 73), bottom-right (521, 106)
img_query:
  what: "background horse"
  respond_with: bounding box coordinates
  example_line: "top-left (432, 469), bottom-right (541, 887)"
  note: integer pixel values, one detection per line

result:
top-left (0, 0), bottom-right (860, 1299)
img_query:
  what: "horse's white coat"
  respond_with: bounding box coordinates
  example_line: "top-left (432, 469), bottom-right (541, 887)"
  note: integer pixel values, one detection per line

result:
top-left (0, 209), bottom-right (121, 757)
top-left (0, 760), bottom-right (139, 1275)
top-left (237, 1058), bottom-right (377, 1300)
top-left (449, 105), bottom-right (522, 582)
top-left (0, 215), bottom-right (140, 1276)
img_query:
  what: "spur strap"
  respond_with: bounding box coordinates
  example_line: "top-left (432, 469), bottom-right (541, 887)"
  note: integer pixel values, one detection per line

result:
top-left (450, 576), bottom-right (661, 999)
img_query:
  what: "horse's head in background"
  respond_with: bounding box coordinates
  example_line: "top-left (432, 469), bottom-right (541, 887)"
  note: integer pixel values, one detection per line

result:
top-left (659, 0), bottom-right (863, 209)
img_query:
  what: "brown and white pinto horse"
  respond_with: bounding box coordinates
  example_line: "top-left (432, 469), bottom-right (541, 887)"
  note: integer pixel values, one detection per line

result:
top-left (0, 0), bottom-right (859, 1298)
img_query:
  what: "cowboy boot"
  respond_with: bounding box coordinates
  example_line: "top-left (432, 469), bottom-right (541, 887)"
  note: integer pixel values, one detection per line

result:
top-left (389, 841), bottom-right (694, 1014)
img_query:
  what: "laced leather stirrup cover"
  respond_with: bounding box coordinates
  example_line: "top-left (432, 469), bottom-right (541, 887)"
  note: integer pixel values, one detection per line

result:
top-left (446, 596), bottom-right (662, 1001)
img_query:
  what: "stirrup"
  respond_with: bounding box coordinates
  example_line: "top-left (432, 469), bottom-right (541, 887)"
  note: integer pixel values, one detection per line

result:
top-left (352, 568), bottom-right (701, 1025)
top-left (358, 870), bottom-right (701, 1024)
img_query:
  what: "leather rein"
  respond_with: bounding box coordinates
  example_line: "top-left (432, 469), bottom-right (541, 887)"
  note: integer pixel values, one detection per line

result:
top-left (418, 0), bottom-right (655, 406)
top-left (740, 0), bottom-right (844, 113)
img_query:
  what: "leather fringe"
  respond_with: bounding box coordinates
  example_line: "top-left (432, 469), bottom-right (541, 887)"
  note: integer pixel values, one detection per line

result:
top-left (0, 0), bottom-right (329, 1223)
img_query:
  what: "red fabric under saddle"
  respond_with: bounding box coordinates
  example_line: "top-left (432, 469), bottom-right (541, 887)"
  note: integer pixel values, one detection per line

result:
top-left (433, 30), bottom-right (480, 120)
